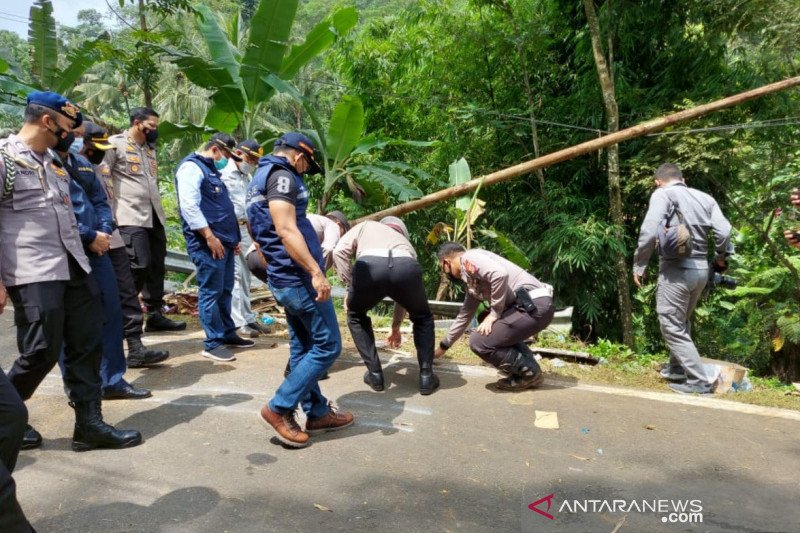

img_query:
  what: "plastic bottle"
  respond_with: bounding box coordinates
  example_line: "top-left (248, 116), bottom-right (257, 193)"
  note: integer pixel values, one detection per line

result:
top-left (260, 314), bottom-right (276, 326)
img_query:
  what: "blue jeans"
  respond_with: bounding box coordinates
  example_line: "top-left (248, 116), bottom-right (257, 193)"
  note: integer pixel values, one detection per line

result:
top-left (59, 253), bottom-right (126, 390)
top-left (268, 282), bottom-right (341, 419)
top-left (189, 247), bottom-right (236, 351)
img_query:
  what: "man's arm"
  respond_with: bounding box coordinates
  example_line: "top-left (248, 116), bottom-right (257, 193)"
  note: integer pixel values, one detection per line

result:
top-left (710, 201), bottom-right (733, 263)
top-left (86, 172), bottom-right (114, 235)
top-left (176, 162), bottom-right (224, 259)
top-left (270, 200), bottom-right (330, 301)
top-left (633, 190), bottom-right (669, 278)
top-left (332, 223), bottom-right (360, 287)
top-left (439, 295), bottom-right (480, 351)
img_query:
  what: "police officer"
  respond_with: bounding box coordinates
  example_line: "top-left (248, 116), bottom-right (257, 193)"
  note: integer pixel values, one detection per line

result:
top-left (333, 216), bottom-right (439, 395)
top-left (248, 132), bottom-right (353, 449)
top-left (88, 122), bottom-right (169, 368)
top-left (57, 121), bottom-right (152, 400)
top-left (176, 133), bottom-right (250, 363)
top-left (633, 163), bottom-right (732, 394)
top-left (434, 242), bottom-right (552, 391)
top-left (101, 107), bottom-right (186, 332)
top-left (219, 139), bottom-right (269, 338)
top-left (308, 211), bottom-right (350, 270)
top-left (0, 91), bottom-right (141, 451)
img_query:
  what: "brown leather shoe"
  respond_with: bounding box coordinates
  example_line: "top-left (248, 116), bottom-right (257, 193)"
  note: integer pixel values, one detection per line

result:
top-left (258, 405), bottom-right (309, 448)
top-left (305, 404), bottom-right (354, 435)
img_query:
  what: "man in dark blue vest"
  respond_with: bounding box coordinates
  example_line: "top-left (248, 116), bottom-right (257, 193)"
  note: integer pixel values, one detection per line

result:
top-left (247, 132), bottom-right (354, 449)
top-left (59, 121), bottom-right (152, 402)
top-left (176, 133), bottom-right (249, 362)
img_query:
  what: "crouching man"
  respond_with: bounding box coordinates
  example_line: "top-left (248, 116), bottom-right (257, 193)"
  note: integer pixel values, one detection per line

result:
top-left (434, 243), bottom-right (553, 391)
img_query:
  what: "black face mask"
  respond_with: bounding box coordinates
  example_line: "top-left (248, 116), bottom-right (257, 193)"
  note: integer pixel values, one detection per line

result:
top-left (86, 149), bottom-right (105, 165)
top-left (143, 126), bottom-right (159, 144)
top-left (54, 131), bottom-right (75, 153)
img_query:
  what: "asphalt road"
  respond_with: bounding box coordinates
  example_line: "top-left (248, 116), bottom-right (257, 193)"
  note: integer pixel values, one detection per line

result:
top-left (1, 311), bottom-right (798, 532)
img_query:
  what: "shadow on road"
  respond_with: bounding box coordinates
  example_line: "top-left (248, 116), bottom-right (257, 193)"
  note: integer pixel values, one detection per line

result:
top-left (131, 360), bottom-right (236, 391)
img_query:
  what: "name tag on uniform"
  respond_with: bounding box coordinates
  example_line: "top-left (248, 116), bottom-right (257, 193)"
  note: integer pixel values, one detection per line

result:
top-left (78, 166), bottom-right (93, 173)
top-left (126, 155), bottom-right (141, 163)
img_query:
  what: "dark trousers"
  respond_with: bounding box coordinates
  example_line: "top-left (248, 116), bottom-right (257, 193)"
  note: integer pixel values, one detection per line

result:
top-left (0, 368), bottom-right (31, 532)
top-left (6, 261), bottom-right (103, 404)
top-left (188, 247), bottom-right (236, 351)
top-left (59, 253), bottom-right (127, 390)
top-left (109, 246), bottom-right (144, 339)
top-left (347, 256), bottom-right (434, 372)
top-left (469, 297), bottom-right (555, 367)
top-left (119, 214), bottom-right (167, 312)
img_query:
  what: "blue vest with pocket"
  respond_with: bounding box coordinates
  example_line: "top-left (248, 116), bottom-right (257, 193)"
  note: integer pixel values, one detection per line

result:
top-left (245, 155), bottom-right (323, 288)
top-left (175, 153), bottom-right (240, 254)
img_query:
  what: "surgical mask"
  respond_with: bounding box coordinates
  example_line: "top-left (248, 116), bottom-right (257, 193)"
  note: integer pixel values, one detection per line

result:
top-left (70, 137), bottom-right (84, 154)
top-left (215, 157), bottom-right (228, 171)
top-left (86, 149), bottom-right (105, 165)
top-left (238, 161), bottom-right (255, 175)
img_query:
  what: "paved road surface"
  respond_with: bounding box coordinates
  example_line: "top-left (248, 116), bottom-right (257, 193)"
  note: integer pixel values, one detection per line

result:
top-left (1, 312), bottom-right (798, 532)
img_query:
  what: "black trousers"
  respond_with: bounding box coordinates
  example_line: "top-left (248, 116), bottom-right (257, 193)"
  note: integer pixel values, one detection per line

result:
top-left (109, 246), bottom-right (144, 339)
top-left (118, 214), bottom-right (167, 312)
top-left (0, 368), bottom-right (31, 532)
top-left (469, 297), bottom-right (555, 367)
top-left (6, 260), bottom-right (103, 404)
top-left (347, 256), bottom-right (434, 373)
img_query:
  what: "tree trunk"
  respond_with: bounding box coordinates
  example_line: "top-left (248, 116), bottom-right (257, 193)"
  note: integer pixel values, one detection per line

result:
top-left (583, 0), bottom-right (634, 348)
top-left (435, 271), bottom-right (450, 301)
top-left (138, 0), bottom-right (154, 109)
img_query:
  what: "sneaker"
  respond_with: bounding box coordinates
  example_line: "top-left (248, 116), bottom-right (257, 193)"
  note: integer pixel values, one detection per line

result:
top-left (669, 382), bottom-right (713, 395)
top-left (224, 335), bottom-right (256, 348)
top-left (305, 404), bottom-right (354, 435)
top-left (202, 345), bottom-right (236, 362)
top-left (258, 405), bottom-right (309, 448)
top-left (237, 325), bottom-right (261, 338)
top-left (659, 365), bottom-right (687, 382)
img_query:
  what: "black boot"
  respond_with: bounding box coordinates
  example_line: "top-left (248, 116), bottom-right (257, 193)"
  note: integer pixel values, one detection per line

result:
top-left (71, 400), bottom-right (143, 452)
top-left (145, 311), bottom-right (186, 332)
top-left (496, 349), bottom-right (544, 391)
top-left (419, 367), bottom-right (439, 396)
top-left (21, 424), bottom-right (42, 450)
top-left (127, 336), bottom-right (169, 368)
top-left (363, 370), bottom-right (385, 391)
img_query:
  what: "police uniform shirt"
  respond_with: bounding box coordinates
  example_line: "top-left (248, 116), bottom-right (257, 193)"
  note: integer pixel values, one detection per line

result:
top-left (332, 220), bottom-right (417, 287)
top-left (307, 213), bottom-right (342, 271)
top-left (0, 134), bottom-right (90, 287)
top-left (441, 249), bottom-right (545, 348)
top-left (95, 164), bottom-right (125, 249)
top-left (100, 133), bottom-right (165, 228)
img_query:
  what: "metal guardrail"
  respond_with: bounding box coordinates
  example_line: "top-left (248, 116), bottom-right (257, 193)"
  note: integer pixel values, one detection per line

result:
top-left (167, 250), bottom-right (573, 331)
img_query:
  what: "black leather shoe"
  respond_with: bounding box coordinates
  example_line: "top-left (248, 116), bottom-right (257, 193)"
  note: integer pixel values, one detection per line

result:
top-left (363, 370), bottom-right (385, 391)
top-left (127, 336), bottom-right (169, 368)
top-left (21, 424), bottom-right (42, 450)
top-left (102, 382), bottom-right (152, 400)
top-left (71, 400), bottom-right (143, 452)
top-left (419, 370), bottom-right (440, 395)
top-left (224, 335), bottom-right (256, 347)
top-left (145, 311), bottom-right (186, 332)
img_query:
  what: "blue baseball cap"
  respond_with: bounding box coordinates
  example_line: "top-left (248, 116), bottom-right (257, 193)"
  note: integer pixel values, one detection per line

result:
top-left (26, 91), bottom-right (83, 128)
top-left (274, 132), bottom-right (322, 175)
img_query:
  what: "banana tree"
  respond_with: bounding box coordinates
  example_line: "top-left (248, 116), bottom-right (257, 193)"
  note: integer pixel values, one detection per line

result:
top-left (150, 0), bottom-right (357, 140)
top-left (0, 0), bottom-right (112, 106)
top-left (427, 157), bottom-right (531, 299)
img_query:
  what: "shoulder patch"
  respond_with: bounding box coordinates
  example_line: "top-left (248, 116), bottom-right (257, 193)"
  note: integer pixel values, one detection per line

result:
top-left (463, 259), bottom-right (478, 276)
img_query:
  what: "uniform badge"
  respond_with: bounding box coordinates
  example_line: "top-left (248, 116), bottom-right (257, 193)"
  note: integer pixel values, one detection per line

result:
top-left (126, 144), bottom-right (136, 153)
top-left (126, 155), bottom-right (141, 163)
top-left (463, 259), bottom-right (478, 276)
top-left (130, 164), bottom-right (140, 173)
top-left (53, 167), bottom-right (67, 177)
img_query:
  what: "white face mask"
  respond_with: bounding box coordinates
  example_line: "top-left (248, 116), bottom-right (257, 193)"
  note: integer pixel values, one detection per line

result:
top-left (238, 161), bottom-right (255, 175)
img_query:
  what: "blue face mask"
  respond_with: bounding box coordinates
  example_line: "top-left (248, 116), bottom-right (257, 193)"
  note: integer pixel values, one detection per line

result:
top-left (70, 137), bottom-right (84, 154)
top-left (215, 157), bottom-right (228, 170)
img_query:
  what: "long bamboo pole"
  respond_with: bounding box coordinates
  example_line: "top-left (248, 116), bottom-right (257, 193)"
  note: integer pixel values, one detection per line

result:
top-left (358, 76), bottom-right (800, 222)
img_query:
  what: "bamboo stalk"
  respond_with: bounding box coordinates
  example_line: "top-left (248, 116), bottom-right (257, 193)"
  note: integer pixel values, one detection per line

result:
top-left (358, 76), bottom-right (800, 222)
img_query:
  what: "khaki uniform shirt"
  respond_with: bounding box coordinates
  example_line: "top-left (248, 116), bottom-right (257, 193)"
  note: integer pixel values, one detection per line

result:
top-left (0, 134), bottom-right (90, 287)
top-left (95, 165), bottom-right (125, 249)
top-left (308, 214), bottom-right (342, 272)
top-left (332, 220), bottom-right (417, 287)
top-left (442, 249), bottom-right (545, 348)
top-left (100, 132), bottom-right (164, 228)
